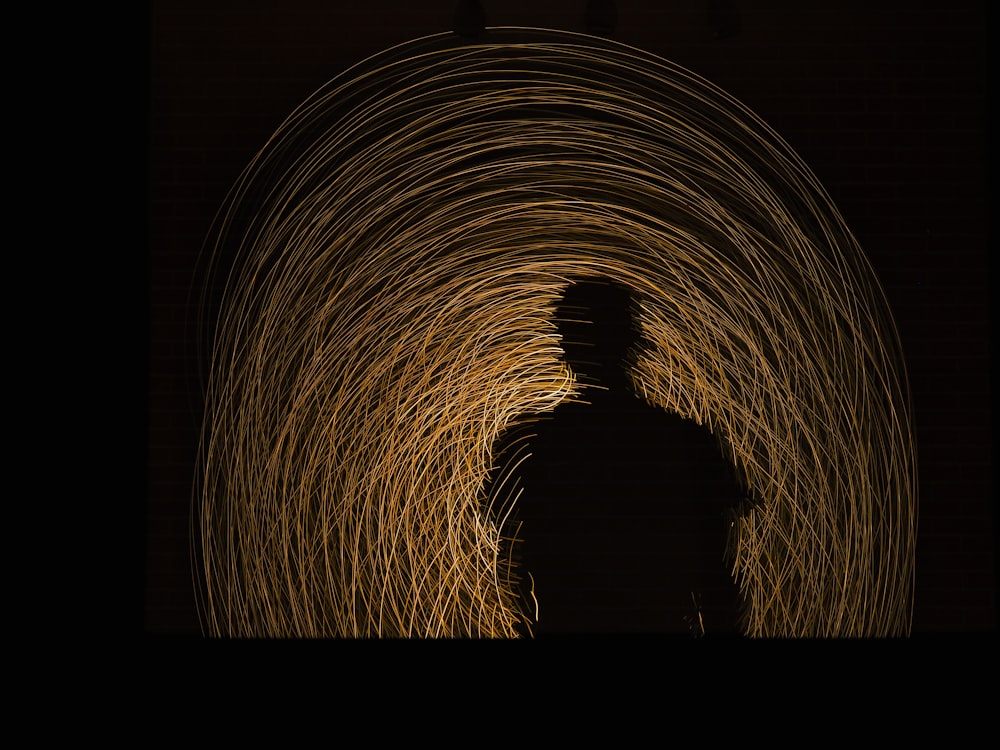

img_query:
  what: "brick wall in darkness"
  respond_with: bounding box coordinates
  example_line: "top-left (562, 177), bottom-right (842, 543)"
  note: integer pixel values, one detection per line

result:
top-left (147, 1), bottom-right (992, 635)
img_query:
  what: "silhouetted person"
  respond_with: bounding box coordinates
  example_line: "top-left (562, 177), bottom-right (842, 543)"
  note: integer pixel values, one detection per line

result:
top-left (508, 280), bottom-right (744, 636)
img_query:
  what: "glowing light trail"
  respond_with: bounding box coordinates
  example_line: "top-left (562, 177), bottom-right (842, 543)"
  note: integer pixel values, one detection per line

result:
top-left (194, 28), bottom-right (917, 637)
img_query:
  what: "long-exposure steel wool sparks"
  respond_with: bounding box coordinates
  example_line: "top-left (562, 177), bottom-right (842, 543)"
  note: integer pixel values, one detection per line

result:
top-left (193, 28), bottom-right (917, 638)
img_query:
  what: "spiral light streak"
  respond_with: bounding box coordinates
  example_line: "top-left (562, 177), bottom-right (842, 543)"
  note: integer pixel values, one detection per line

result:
top-left (193, 28), bottom-right (917, 637)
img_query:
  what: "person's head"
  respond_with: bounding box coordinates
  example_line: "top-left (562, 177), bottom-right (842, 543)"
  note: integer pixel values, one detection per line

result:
top-left (556, 279), bottom-right (640, 391)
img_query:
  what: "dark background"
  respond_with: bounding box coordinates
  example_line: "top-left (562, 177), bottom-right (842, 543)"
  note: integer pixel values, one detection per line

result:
top-left (146, 0), bottom-right (993, 635)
